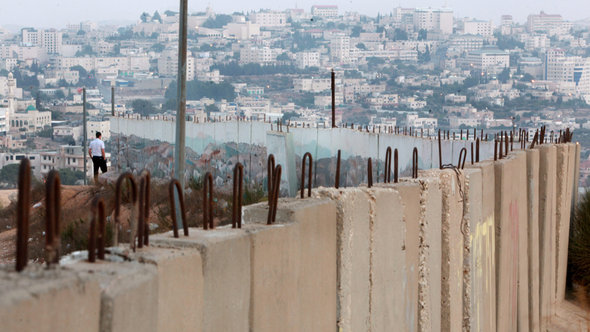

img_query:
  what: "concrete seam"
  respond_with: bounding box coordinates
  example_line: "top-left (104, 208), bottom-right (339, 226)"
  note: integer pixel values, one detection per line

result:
top-left (417, 180), bottom-right (431, 332)
top-left (462, 174), bottom-right (472, 332)
top-left (367, 189), bottom-right (376, 332)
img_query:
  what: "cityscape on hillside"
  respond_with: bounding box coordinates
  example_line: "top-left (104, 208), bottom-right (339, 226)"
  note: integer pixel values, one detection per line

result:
top-left (0, 6), bottom-right (589, 186)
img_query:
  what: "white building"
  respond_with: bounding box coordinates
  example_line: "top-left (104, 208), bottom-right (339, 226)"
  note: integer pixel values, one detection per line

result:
top-left (0, 152), bottom-right (42, 177)
top-left (464, 48), bottom-right (509, 74)
top-left (21, 28), bottom-right (62, 54)
top-left (330, 35), bottom-right (350, 63)
top-left (40, 145), bottom-right (111, 178)
top-left (545, 49), bottom-right (590, 95)
top-left (223, 22), bottom-right (260, 40)
top-left (461, 19), bottom-right (493, 36)
top-left (88, 119), bottom-right (110, 140)
top-left (248, 11), bottom-right (287, 27)
top-left (500, 15), bottom-right (513, 35)
top-left (240, 47), bottom-right (280, 64)
top-left (413, 8), bottom-right (453, 35)
top-left (527, 11), bottom-right (563, 33)
top-left (295, 52), bottom-right (320, 68)
top-left (311, 5), bottom-right (338, 18)
top-left (10, 105), bottom-right (52, 133)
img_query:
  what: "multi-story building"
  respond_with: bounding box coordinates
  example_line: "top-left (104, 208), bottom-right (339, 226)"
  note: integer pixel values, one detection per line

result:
top-left (295, 52), bottom-right (320, 68)
top-left (449, 35), bottom-right (484, 52)
top-left (500, 15), bottom-right (513, 35)
top-left (545, 49), bottom-right (590, 95)
top-left (223, 22), bottom-right (260, 40)
top-left (40, 145), bottom-right (111, 178)
top-left (158, 52), bottom-right (195, 80)
top-left (527, 11), bottom-right (563, 33)
top-left (330, 35), bottom-right (350, 63)
top-left (464, 48), bottom-right (509, 74)
top-left (21, 28), bottom-right (62, 54)
top-left (311, 5), bottom-right (338, 18)
top-left (0, 152), bottom-right (41, 177)
top-left (413, 8), bottom-right (453, 35)
top-left (461, 19), bottom-right (493, 36)
top-left (240, 47), bottom-right (280, 65)
top-left (248, 11), bottom-right (287, 27)
top-left (10, 105), bottom-right (52, 133)
top-left (87, 119), bottom-right (110, 141)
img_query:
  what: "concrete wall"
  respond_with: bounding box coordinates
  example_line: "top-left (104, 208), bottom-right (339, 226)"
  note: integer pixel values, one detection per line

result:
top-left (0, 136), bottom-right (579, 332)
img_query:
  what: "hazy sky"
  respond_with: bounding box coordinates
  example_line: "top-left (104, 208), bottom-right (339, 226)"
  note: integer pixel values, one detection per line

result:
top-left (0, 0), bottom-right (588, 30)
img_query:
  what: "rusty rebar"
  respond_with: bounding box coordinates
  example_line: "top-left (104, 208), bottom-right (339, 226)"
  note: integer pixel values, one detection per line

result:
top-left (114, 173), bottom-right (138, 246)
top-left (137, 171), bottom-right (151, 248)
top-left (367, 158), bottom-right (373, 188)
top-left (384, 147), bottom-right (392, 183)
top-left (412, 148), bottom-right (418, 178)
top-left (394, 149), bottom-right (399, 183)
top-left (203, 172), bottom-right (214, 230)
top-left (499, 134), bottom-right (504, 160)
top-left (335, 150), bottom-right (341, 189)
top-left (301, 152), bottom-right (312, 198)
top-left (169, 179), bottom-right (188, 238)
top-left (438, 129), bottom-right (442, 169)
top-left (88, 197), bottom-right (106, 262)
top-left (232, 163), bottom-right (244, 228)
top-left (470, 142), bottom-right (474, 165)
top-left (44, 170), bottom-right (61, 266)
top-left (458, 148), bottom-right (467, 169)
top-left (494, 139), bottom-right (498, 161)
top-left (504, 132), bottom-right (509, 157)
top-left (267, 154), bottom-right (275, 204)
top-left (476, 138), bottom-right (480, 163)
top-left (267, 165), bottom-right (282, 225)
top-left (16, 159), bottom-right (31, 272)
top-left (510, 132), bottom-right (513, 151)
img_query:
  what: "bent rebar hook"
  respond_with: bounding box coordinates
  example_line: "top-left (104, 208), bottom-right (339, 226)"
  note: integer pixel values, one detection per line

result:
top-left (169, 179), bottom-right (188, 238)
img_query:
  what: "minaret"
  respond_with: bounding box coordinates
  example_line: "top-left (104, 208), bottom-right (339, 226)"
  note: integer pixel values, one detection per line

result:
top-left (6, 72), bottom-right (15, 131)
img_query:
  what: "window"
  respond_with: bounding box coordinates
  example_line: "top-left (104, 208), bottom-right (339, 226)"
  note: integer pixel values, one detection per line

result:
top-left (30, 156), bottom-right (35, 160)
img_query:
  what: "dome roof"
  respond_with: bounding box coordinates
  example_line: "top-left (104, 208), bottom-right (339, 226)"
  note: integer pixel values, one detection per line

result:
top-left (26, 105), bottom-right (36, 112)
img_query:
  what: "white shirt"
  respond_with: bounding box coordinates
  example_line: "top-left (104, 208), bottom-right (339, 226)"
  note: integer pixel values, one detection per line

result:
top-left (89, 139), bottom-right (105, 157)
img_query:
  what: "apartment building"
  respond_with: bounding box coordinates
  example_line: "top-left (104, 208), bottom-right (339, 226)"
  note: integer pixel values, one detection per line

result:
top-left (464, 48), bottom-right (509, 73)
top-left (461, 19), bottom-right (493, 36)
top-left (40, 145), bottom-right (111, 178)
top-left (413, 8), bottom-right (453, 35)
top-left (295, 52), bottom-right (320, 68)
top-left (21, 28), bottom-right (62, 54)
top-left (311, 5), bottom-right (338, 18)
top-left (527, 11), bottom-right (563, 33)
top-left (248, 11), bottom-right (287, 27)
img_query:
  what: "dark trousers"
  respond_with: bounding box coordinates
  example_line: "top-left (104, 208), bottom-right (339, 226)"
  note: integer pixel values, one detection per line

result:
top-left (92, 156), bottom-right (107, 175)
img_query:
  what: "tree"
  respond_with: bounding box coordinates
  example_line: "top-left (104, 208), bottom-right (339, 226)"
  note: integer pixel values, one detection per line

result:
top-left (0, 164), bottom-right (21, 187)
top-left (418, 29), bottom-right (427, 41)
top-left (164, 81), bottom-right (236, 110)
top-left (392, 28), bottom-right (408, 41)
top-left (130, 99), bottom-right (157, 116)
top-left (276, 52), bottom-right (290, 62)
top-left (151, 43), bottom-right (166, 52)
top-left (356, 43), bottom-right (367, 50)
top-left (152, 11), bottom-right (162, 23)
top-left (140, 12), bottom-right (150, 23)
top-left (58, 169), bottom-right (85, 185)
top-left (205, 104), bottom-right (219, 116)
top-left (202, 14), bottom-right (232, 28)
top-left (497, 67), bottom-right (511, 83)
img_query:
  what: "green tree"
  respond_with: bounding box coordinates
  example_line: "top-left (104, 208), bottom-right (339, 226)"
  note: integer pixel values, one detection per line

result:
top-left (205, 104), bottom-right (219, 116)
top-left (152, 11), bottom-right (162, 23)
top-left (164, 81), bottom-right (236, 110)
top-left (130, 99), bottom-right (157, 116)
top-left (58, 169), bottom-right (85, 185)
top-left (151, 43), bottom-right (166, 52)
top-left (418, 29), bottom-right (427, 41)
top-left (202, 15), bottom-right (232, 28)
top-left (393, 28), bottom-right (408, 41)
top-left (75, 45), bottom-right (95, 57)
top-left (497, 67), bottom-right (511, 83)
top-left (0, 164), bottom-right (21, 187)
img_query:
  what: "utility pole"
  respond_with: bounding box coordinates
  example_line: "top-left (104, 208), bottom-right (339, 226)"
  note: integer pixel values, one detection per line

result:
top-left (82, 88), bottom-right (87, 185)
top-left (331, 69), bottom-right (336, 128)
top-left (111, 86), bottom-right (115, 116)
top-left (173, 0), bottom-right (188, 229)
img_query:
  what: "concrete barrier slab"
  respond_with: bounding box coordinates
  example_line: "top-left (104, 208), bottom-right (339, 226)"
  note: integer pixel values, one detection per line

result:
top-left (0, 266), bottom-right (101, 332)
top-left (65, 260), bottom-right (158, 332)
top-left (124, 247), bottom-right (203, 332)
top-left (538, 145), bottom-right (558, 328)
top-left (151, 227), bottom-right (250, 332)
top-left (314, 187), bottom-right (371, 332)
top-left (554, 144), bottom-right (569, 304)
top-left (242, 198), bottom-right (337, 332)
top-left (527, 149), bottom-right (541, 332)
top-left (422, 168), bottom-right (464, 332)
top-left (364, 185), bottom-right (412, 332)
top-left (466, 161), bottom-right (496, 332)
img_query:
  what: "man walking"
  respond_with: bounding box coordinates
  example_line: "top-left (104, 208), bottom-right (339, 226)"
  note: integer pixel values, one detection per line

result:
top-left (88, 132), bottom-right (107, 184)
